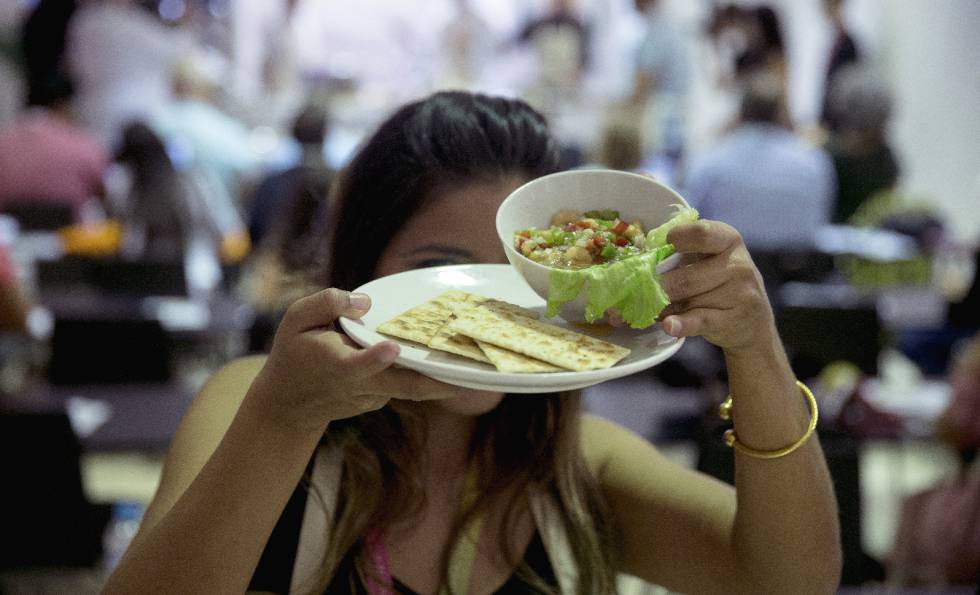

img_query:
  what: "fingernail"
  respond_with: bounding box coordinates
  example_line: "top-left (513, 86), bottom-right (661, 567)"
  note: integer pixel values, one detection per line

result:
top-left (665, 317), bottom-right (682, 336)
top-left (349, 292), bottom-right (371, 310)
top-left (378, 342), bottom-right (399, 363)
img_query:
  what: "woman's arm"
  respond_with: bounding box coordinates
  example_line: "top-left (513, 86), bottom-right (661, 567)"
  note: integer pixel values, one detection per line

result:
top-left (588, 221), bottom-right (840, 595)
top-left (103, 369), bottom-right (328, 595)
top-left (104, 289), bottom-right (458, 595)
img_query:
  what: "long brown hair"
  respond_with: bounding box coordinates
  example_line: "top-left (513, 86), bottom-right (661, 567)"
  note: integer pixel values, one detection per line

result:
top-left (314, 91), bottom-right (619, 594)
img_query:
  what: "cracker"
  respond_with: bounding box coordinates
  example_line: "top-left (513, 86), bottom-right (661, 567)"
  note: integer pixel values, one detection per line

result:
top-left (378, 291), bottom-right (543, 365)
top-left (428, 325), bottom-right (492, 363)
top-left (376, 301), bottom-right (452, 345)
top-left (449, 304), bottom-right (630, 371)
top-left (424, 291), bottom-right (537, 363)
top-left (475, 340), bottom-right (564, 373)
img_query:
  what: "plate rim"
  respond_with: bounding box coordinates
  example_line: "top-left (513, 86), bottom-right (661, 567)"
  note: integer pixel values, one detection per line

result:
top-left (338, 264), bottom-right (684, 392)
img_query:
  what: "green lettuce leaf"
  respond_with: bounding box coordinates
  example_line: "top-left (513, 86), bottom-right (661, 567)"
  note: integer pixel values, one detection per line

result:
top-left (544, 206), bottom-right (698, 329)
top-left (646, 204), bottom-right (701, 249)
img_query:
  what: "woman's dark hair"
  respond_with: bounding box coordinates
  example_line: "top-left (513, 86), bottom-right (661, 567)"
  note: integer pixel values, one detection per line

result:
top-left (327, 91), bottom-right (561, 290)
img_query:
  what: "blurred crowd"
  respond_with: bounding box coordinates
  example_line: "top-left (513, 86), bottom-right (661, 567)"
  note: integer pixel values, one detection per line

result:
top-left (0, 0), bottom-right (951, 309)
top-left (0, 0), bottom-right (978, 591)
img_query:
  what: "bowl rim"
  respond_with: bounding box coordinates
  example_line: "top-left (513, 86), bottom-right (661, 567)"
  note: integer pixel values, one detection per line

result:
top-left (496, 169), bottom-right (690, 275)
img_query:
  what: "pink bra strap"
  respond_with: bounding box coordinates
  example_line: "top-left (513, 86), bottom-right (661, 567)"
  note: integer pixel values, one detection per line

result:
top-left (364, 528), bottom-right (395, 595)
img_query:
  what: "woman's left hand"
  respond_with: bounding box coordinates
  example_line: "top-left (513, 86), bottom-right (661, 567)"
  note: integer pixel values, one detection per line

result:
top-left (656, 219), bottom-right (776, 355)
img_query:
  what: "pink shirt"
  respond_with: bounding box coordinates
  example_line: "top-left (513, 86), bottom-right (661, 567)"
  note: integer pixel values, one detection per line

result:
top-left (0, 112), bottom-right (108, 217)
top-left (0, 244), bottom-right (14, 287)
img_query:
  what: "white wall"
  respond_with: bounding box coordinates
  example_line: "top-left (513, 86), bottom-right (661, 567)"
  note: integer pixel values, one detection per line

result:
top-left (879, 0), bottom-right (980, 245)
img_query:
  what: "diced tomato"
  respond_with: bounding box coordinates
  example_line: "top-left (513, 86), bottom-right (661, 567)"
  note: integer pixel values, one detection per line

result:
top-left (576, 219), bottom-right (597, 230)
top-left (593, 235), bottom-right (606, 247)
top-left (518, 230), bottom-right (531, 238)
top-left (612, 220), bottom-right (629, 235)
top-left (614, 237), bottom-right (629, 247)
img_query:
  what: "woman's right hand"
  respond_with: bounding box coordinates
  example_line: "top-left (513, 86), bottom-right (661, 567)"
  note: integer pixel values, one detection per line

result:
top-left (246, 288), bottom-right (456, 434)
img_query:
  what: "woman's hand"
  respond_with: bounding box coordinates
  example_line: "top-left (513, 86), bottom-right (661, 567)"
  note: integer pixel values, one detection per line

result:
top-left (657, 220), bottom-right (776, 355)
top-left (247, 288), bottom-right (457, 434)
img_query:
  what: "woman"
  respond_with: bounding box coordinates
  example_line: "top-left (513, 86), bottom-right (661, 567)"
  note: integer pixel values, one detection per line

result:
top-left (103, 91), bottom-right (841, 594)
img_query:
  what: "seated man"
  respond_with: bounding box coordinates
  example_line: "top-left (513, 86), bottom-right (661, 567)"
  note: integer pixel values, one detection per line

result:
top-left (681, 73), bottom-right (835, 250)
top-left (0, 77), bottom-right (107, 222)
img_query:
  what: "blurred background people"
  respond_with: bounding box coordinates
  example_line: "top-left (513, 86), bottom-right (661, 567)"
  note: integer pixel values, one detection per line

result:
top-left (113, 123), bottom-right (190, 262)
top-left (706, 4), bottom-right (787, 89)
top-left (239, 169), bottom-right (328, 352)
top-left (240, 104), bottom-right (332, 351)
top-left (628, 0), bottom-right (689, 169)
top-left (0, 77), bottom-right (108, 222)
top-left (226, 0), bottom-right (302, 128)
top-left (594, 116), bottom-right (644, 172)
top-left (681, 72), bottom-right (834, 250)
top-left (437, 0), bottom-right (495, 89)
top-left (0, 243), bottom-right (29, 335)
top-left (246, 104), bottom-right (331, 249)
top-left (516, 0), bottom-right (590, 109)
top-left (824, 64), bottom-right (900, 223)
top-left (113, 121), bottom-right (246, 297)
top-left (20, 0), bottom-right (78, 109)
top-left (820, 0), bottom-right (861, 131)
top-left (889, 334), bottom-right (980, 587)
top-left (151, 55), bottom-right (261, 205)
top-left (66, 0), bottom-right (191, 149)
top-left (935, 335), bottom-right (980, 464)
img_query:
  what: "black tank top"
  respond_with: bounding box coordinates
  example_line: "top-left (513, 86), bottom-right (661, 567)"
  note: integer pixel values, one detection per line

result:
top-left (247, 452), bottom-right (558, 594)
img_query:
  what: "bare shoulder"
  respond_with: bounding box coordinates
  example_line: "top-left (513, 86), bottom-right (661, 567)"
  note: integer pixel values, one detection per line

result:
top-left (580, 413), bottom-right (666, 480)
top-left (141, 355), bottom-right (267, 530)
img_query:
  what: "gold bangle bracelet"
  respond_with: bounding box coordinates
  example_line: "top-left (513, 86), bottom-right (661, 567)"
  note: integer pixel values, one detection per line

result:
top-left (717, 380), bottom-right (819, 460)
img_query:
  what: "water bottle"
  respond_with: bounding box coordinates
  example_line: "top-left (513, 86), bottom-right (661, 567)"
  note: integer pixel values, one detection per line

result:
top-left (102, 501), bottom-right (145, 574)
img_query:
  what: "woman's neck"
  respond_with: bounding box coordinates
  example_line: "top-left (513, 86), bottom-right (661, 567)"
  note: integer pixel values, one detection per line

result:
top-left (420, 405), bottom-right (478, 480)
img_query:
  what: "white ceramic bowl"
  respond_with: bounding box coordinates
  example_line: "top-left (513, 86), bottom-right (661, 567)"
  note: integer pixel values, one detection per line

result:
top-left (496, 169), bottom-right (690, 322)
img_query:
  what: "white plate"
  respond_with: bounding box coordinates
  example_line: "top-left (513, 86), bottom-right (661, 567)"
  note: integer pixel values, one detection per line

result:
top-left (339, 264), bottom-right (684, 394)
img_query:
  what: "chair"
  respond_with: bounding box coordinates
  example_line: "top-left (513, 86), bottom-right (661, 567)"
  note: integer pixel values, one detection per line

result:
top-left (46, 317), bottom-right (173, 385)
top-left (36, 257), bottom-right (98, 295)
top-left (0, 412), bottom-right (110, 568)
top-left (775, 303), bottom-right (882, 379)
top-left (774, 282), bottom-right (882, 379)
top-left (37, 257), bottom-right (187, 298)
top-left (1, 202), bottom-right (74, 231)
top-left (749, 248), bottom-right (836, 297)
top-left (94, 259), bottom-right (187, 297)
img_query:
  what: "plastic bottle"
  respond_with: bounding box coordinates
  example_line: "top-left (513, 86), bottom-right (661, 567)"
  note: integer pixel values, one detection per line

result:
top-left (102, 501), bottom-right (144, 574)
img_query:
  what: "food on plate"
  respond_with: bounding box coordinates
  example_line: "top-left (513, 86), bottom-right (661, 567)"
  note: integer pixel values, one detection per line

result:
top-left (514, 205), bottom-right (699, 330)
top-left (376, 291), bottom-right (630, 373)
top-left (448, 302), bottom-right (630, 372)
top-left (515, 209), bottom-right (647, 269)
top-left (377, 290), bottom-right (538, 364)
top-left (473, 340), bottom-right (564, 373)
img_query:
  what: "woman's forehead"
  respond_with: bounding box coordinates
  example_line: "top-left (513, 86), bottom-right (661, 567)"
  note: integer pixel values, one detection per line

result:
top-left (412, 177), bottom-right (525, 223)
